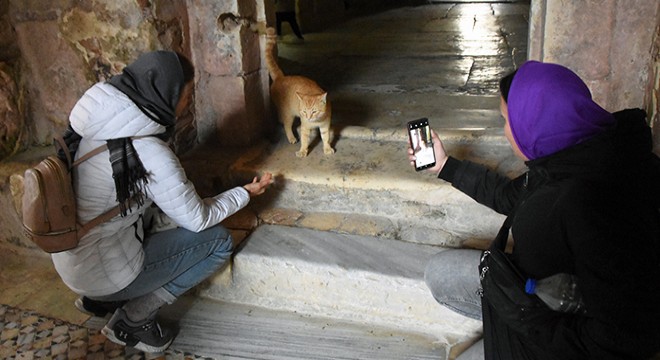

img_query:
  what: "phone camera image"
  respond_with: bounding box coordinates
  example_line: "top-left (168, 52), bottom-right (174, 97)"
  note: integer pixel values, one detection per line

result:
top-left (408, 118), bottom-right (436, 171)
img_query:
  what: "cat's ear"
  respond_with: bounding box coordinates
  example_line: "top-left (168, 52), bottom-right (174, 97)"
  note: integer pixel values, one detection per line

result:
top-left (320, 92), bottom-right (327, 103)
top-left (296, 92), bottom-right (304, 101)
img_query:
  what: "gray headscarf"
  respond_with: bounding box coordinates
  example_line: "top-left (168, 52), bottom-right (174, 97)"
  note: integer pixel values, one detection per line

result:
top-left (106, 51), bottom-right (185, 215)
top-left (108, 50), bottom-right (185, 127)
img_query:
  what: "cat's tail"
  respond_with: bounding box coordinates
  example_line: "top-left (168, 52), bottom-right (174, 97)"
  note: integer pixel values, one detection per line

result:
top-left (265, 27), bottom-right (285, 81)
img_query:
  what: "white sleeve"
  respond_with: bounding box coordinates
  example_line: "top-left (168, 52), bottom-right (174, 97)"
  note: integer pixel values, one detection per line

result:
top-left (136, 138), bottom-right (250, 232)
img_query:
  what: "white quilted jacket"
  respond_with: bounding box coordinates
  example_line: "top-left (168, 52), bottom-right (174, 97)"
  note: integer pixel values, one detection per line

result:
top-left (52, 82), bottom-right (250, 297)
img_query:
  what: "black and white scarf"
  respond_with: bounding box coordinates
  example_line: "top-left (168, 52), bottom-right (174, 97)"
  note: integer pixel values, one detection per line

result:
top-left (107, 137), bottom-right (148, 216)
top-left (60, 126), bottom-right (148, 216)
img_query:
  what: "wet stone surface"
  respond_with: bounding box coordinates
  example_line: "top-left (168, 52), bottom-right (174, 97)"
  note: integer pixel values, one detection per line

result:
top-left (276, 2), bottom-right (529, 131)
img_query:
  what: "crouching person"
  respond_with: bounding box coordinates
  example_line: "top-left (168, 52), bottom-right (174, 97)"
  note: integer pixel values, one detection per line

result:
top-left (51, 50), bottom-right (273, 353)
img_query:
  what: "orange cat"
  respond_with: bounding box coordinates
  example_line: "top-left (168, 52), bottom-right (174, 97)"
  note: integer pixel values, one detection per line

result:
top-left (265, 27), bottom-right (335, 157)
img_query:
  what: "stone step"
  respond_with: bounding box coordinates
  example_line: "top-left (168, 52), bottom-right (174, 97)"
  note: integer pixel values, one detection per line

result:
top-left (149, 296), bottom-right (452, 360)
top-left (329, 91), bottom-right (503, 131)
top-left (0, 127), bottom-right (522, 250)
top-left (220, 130), bottom-right (524, 248)
top-left (199, 224), bottom-right (482, 349)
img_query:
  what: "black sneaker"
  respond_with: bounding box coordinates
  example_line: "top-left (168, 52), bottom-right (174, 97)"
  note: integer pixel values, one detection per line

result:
top-left (101, 308), bottom-right (175, 353)
top-left (74, 296), bottom-right (126, 318)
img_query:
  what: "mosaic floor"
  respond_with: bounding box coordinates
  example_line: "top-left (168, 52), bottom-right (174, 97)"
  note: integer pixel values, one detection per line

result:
top-left (0, 304), bottom-right (208, 360)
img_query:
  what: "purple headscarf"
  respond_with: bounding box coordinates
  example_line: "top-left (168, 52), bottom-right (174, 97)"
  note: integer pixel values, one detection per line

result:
top-left (507, 61), bottom-right (615, 160)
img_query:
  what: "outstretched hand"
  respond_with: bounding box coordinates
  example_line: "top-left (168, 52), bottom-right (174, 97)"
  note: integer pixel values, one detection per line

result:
top-left (243, 172), bottom-right (274, 197)
top-left (408, 130), bottom-right (449, 174)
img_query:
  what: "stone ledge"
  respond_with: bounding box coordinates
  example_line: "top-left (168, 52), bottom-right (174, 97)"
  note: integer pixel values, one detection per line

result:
top-left (337, 124), bottom-right (510, 144)
top-left (256, 207), bottom-right (496, 249)
top-left (223, 135), bottom-right (520, 246)
top-left (200, 224), bottom-right (482, 345)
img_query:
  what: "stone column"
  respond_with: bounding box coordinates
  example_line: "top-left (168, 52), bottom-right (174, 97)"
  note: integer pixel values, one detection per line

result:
top-left (529, 0), bottom-right (660, 145)
top-left (188, 0), bottom-right (270, 147)
top-left (651, 27), bottom-right (660, 154)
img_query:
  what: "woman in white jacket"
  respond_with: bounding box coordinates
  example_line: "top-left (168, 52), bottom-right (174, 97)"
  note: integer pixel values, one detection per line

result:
top-left (51, 51), bottom-right (273, 353)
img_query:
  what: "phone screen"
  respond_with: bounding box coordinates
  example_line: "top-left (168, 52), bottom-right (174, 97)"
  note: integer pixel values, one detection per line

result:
top-left (408, 118), bottom-right (436, 171)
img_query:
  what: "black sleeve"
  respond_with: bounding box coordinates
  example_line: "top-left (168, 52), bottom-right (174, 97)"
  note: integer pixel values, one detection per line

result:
top-left (438, 156), bottom-right (526, 215)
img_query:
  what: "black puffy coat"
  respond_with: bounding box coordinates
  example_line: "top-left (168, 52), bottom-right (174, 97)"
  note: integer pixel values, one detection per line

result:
top-left (440, 109), bottom-right (660, 359)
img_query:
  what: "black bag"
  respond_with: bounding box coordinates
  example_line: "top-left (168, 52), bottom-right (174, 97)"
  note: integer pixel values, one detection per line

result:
top-left (478, 198), bottom-right (552, 359)
top-left (478, 220), bottom-right (543, 322)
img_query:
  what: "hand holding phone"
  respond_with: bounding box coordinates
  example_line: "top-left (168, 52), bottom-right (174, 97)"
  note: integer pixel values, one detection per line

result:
top-left (407, 118), bottom-right (436, 171)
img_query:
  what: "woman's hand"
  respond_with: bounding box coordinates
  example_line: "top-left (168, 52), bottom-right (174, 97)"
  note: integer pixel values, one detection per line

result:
top-left (243, 172), bottom-right (274, 197)
top-left (408, 130), bottom-right (448, 174)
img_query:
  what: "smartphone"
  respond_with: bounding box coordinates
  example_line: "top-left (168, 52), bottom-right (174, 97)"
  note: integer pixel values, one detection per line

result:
top-left (407, 118), bottom-right (436, 171)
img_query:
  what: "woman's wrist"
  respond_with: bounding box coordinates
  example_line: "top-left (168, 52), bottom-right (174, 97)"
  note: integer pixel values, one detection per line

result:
top-left (437, 156), bottom-right (459, 182)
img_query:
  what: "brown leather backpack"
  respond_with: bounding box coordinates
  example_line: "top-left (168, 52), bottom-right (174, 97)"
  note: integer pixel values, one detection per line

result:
top-left (21, 138), bottom-right (122, 253)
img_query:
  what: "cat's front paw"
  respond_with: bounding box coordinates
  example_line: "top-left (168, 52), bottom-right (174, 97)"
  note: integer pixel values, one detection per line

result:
top-left (296, 149), bottom-right (308, 157)
top-left (324, 146), bottom-right (335, 155)
top-left (287, 137), bottom-right (298, 144)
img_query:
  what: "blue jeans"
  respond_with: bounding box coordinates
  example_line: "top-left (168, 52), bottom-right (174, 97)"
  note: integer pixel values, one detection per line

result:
top-left (92, 224), bottom-right (233, 303)
top-left (425, 249), bottom-right (485, 359)
top-left (424, 249), bottom-right (483, 320)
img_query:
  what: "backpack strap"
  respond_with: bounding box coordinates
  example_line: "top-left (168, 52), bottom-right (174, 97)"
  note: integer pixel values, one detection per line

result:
top-left (77, 205), bottom-right (124, 239)
top-left (54, 136), bottom-right (108, 168)
top-left (56, 135), bottom-right (150, 168)
top-left (72, 143), bottom-right (108, 166)
top-left (53, 135), bottom-right (148, 238)
top-left (54, 136), bottom-right (73, 168)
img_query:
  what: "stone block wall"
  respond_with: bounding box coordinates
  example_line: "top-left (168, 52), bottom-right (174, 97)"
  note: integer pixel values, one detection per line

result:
top-left (1, 0), bottom-right (271, 159)
top-left (0, 1), bottom-right (22, 160)
top-left (650, 16), bottom-right (660, 154)
top-left (529, 0), bottom-right (660, 150)
top-left (12, 1), bottom-right (144, 142)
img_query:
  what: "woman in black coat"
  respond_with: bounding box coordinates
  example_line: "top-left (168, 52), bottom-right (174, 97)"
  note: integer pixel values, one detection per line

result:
top-left (414, 60), bottom-right (660, 359)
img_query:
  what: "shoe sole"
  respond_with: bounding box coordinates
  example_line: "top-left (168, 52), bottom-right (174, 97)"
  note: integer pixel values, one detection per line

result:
top-left (74, 298), bottom-right (109, 318)
top-left (101, 325), bottom-right (174, 353)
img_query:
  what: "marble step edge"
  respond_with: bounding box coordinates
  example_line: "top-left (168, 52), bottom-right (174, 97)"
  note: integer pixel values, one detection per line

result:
top-left (335, 125), bottom-right (508, 144)
top-left (199, 224), bottom-right (482, 344)
top-left (251, 207), bottom-right (498, 250)
top-left (152, 296), bottom-right (456, 360)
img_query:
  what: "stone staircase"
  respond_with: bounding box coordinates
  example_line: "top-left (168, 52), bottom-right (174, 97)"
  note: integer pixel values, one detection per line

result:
top-left (0, 125), bottom-right (522, 360)
top-left (169, 125), bottom-right (524, 359)
top-left (0, 3), bottom-right (531, 358)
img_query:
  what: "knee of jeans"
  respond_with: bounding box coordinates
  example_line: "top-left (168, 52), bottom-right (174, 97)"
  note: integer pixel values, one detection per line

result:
top-left (209, 225), bottom-right (234, 255)
top-left (424, 251), bottom-right (451, 286)
top-left (424, 250), bottom-right (470, 298)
